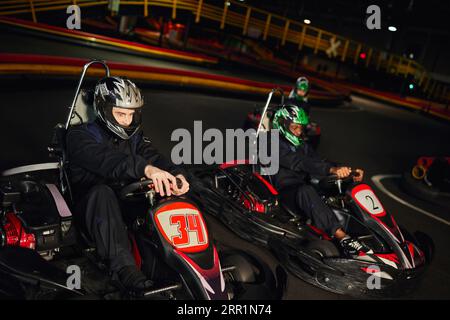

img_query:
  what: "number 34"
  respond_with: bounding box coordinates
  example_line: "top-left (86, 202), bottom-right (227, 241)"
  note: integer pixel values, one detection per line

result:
top-left (170, 214), bottom-right (206, 246)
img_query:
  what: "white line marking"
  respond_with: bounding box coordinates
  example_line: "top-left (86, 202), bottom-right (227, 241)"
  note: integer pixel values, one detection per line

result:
top-left (371, 174), bottom-right (450, 227)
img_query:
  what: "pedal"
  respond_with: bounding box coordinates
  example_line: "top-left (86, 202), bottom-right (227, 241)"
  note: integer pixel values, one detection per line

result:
top-left (142, 282), bottom-right (182, 298)
top-left (122, 282), bottom-right (182, 300)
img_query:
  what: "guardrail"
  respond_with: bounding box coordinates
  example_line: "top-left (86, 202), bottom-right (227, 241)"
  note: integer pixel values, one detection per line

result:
top-left (0, 53), bottom-right (345, 103)
top-left (0, 0), bottom-right (448, 103)
top-left (0, 16), bottom-right (218, 64)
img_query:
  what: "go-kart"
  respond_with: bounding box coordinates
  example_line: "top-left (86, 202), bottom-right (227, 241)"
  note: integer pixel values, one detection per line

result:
top-left (243, 88), bottom-right (321, 150)
top-left (0, 61), bottom-right (284, 300)
top-left (189, 89), bottom-right (434, 298)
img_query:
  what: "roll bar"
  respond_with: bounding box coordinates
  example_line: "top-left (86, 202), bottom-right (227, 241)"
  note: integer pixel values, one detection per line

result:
top-left (64, 60), bottom-right (110, 129)
top-left (255, 87), bottom-right (285, 138)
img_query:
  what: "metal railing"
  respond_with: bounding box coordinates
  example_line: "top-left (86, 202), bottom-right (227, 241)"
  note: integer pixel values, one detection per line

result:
top-left (0, 0), bottom-right (448, 102)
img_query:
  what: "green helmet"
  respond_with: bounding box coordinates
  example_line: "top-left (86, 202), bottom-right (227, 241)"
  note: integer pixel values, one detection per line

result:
top-left (272, 105), bottom-right (309, 147)
top-left (293, 76), bottom-right (309, 102)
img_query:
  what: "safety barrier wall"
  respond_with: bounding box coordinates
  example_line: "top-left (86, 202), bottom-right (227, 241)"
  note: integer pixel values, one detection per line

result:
top-left (1, 53), bottom-right (448, 121)
top-left (0, 0), bottom-right (448, 103)
top-left (338, 82), bottom-right (450, 122)
top-left (0, 16), bottom-right (218, 64)
top-left (0, 53), bottom-right (345, 103)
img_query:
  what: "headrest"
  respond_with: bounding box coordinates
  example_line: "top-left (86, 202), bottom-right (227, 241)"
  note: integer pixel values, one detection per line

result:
top-left (69, 89), bottom-right (97, 126)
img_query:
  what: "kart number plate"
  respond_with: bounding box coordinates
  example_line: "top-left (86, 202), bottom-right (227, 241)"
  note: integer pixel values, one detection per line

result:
top-left (154, 202), bottom-right (209, 253)
top-left (352, 185), bottom-right (385, 216)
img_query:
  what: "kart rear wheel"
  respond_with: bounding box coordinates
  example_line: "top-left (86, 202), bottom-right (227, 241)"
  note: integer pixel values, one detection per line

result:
top-left (306, 240), bottom-right (340, 259)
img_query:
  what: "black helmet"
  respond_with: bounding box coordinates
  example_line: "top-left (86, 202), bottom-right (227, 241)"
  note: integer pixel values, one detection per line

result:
top-left (93, 76), bottom-right (144, 140)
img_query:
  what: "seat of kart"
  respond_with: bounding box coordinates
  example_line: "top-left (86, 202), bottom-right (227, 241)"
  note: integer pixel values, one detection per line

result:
top-left (256, 107), bottom-right (275, 133)
top-left (47, 89), bottom-right (97, 249)
top-left (48, 88), bottom-right (96, 161)
top-left (68, 88), bottom-right (97, 126)
top-left (259, 111), bottom-right (272, 132)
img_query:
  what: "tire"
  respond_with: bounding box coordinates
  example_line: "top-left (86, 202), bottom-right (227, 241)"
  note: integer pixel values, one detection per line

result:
top-left (220, 252), bottom-right (260, 283)
top-left (401, 171), bottom-right (450, 205)
top-left (306, 240), bottom-right (340, 258)
top-left (399, 225), bottom-right (434, 264)
top-left (219, 250), bottom-right (284, 300)
top-left (413, 231), bottom-right (435, 264)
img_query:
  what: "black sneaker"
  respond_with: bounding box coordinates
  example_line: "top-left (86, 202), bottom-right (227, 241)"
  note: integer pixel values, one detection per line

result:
top-left (340, 236), bottom-right (373, 257)
top-left (117, 265), bottom-right (154, 291)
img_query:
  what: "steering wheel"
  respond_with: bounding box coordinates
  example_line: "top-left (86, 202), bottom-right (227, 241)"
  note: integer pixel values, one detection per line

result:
top-left (119, 178), bottom-right (183, 201)
top-left (319, 170), bottom-right (360, 190)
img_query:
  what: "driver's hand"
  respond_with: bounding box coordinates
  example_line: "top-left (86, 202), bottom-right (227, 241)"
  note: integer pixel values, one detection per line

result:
top-left (173, 174), bottom-right (190, 196)
top-left (330, 166), bottom-right (352, 179)
top-left (144, 165), bottom-right (177, 197)
top-left (353, 169), bottom-right (364, 182)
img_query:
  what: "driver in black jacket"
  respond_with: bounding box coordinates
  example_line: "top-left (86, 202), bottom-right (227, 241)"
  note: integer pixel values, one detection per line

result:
top-left (67, 77), bottom-right (189, 291)
top-left (287, 76), bottom-right (311, 115)
top-left (272, 105), bottom-right (373, 256)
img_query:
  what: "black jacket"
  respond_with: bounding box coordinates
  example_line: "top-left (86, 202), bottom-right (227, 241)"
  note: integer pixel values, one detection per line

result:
top-left (272, 136), bottom-right (334, 190)
top-left (286, 93), bottom-right (311, 115)
top-left (66, 121), bottom-right (181, 194)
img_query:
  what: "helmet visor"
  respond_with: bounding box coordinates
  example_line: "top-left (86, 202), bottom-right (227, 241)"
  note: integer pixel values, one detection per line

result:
top-left (106, 106), bottom-right (142, 131)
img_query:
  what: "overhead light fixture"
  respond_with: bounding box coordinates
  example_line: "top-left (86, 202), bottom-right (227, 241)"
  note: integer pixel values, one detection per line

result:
top-left (304, 19), bottom-right (311, 25)
top-left (225, 1), bottom-right (231, 6)
top-left (388, 26), bottom-right (397, 32)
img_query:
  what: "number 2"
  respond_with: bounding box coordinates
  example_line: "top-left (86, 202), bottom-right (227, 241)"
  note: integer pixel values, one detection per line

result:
top-left (365, 195), bottom-right (379, 211)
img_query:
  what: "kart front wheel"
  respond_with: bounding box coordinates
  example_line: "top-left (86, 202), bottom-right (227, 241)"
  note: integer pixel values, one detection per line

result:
top-left (220, 250), bottom-right (285, 300)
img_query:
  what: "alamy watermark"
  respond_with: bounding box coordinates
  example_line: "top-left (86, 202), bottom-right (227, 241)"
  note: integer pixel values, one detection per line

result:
top-left (366, 265), bottom-right (382, 290)
top-left (171, 121), bottom-right (280, 175)
top-left (66, 5), bottom-right (81, 30)
top-left (366, 5), bottom-right (381, 30)
top-left (66, 265), bottom-right (81, 290)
